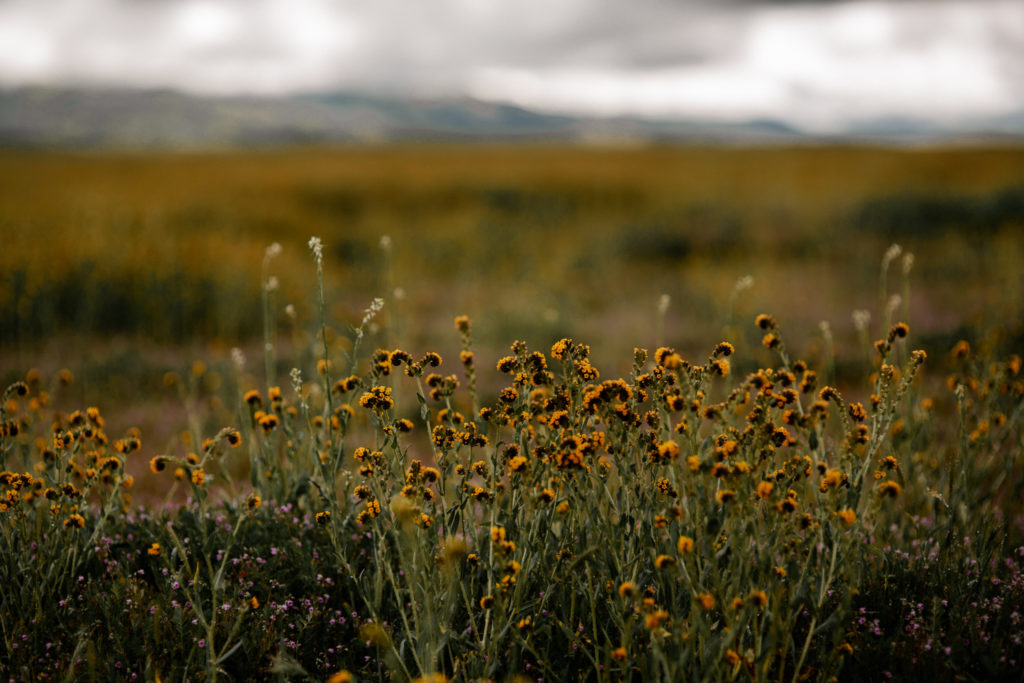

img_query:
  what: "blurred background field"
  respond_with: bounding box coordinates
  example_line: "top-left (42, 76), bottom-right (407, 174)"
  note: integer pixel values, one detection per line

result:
top-left (2, 143), bottom-right (1023, 490)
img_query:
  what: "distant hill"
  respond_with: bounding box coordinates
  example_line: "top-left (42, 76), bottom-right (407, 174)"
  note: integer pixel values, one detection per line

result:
top-left (0, 87), bottom-right (806, 148)
top-left (0, 86), bottom-right (1020, 148)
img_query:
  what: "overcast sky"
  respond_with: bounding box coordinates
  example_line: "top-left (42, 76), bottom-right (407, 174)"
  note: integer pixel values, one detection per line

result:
top-left (1, 0), bottom-right (1021, 132)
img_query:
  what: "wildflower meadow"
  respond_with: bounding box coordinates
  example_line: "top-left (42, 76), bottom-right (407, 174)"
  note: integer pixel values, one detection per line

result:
top-left (1, 231), bottom-right (1022, 682)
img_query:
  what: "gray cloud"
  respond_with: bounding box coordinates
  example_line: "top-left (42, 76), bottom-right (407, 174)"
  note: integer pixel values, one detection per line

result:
top-left (0, 0), bottom-right (1020, 132)
top-left (309, 0), bottom-right (750, 95)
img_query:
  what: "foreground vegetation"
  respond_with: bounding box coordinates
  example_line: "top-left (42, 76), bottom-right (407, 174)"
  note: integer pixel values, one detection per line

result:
top-left (2, 240), bottom-right (1022, 682)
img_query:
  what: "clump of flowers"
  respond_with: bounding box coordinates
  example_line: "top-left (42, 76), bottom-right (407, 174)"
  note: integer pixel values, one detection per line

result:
top-left (2, 244), bottom-right (1021, 683)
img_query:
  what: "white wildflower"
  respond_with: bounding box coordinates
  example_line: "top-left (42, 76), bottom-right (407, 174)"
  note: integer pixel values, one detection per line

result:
top-left (308, 236), bottom-right (323, 265)
top-left (362, 297), bottom-right (384, 326)
top-left (886, 295), bottom-right (902, 321)
top-left (852, 310), bottom-right (871, 333)
top-left (902, 252), bottom-right (914, 276)
top-left (734, 275), bottom-right (754, 293)
top-left (355, 297), bottom-right (385, 340)
top-left (882, 243), bottom-right (902, 270)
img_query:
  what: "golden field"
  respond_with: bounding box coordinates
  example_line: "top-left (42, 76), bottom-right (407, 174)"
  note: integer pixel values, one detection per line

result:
top-left (1, 144), bottom-right (1022, 463)
top-left (2, 143), bottom-right (1024, 681)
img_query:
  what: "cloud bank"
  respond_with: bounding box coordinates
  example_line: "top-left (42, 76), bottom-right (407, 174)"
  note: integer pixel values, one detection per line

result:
top-left (0, 0), bottom-right (1020, 132)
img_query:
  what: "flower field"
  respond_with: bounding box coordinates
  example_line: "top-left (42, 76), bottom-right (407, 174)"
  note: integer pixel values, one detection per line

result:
top-left (3, 235), bottom-right (1024, 682)
top-left (1, 145), bottom-right (1023, 681)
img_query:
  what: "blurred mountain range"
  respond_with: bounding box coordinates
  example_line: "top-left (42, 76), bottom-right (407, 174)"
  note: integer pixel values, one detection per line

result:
top-left (1, 86), bottom-right (1022, 147)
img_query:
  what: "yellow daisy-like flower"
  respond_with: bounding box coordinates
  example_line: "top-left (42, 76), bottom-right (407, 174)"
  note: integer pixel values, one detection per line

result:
top-left (677, 536), bottom-right (694, 554)
top-left (655, 554), bottom-right (676, 570)
top-left (258, 413), bottom-right (279, 433)
top-left (654, 347), bottom-right (682, 369)
top-left (714, 341), bottom-right (734, 357)
top-left (655, 440), bottom-right (680, 462)
top-left (777, 496), bottom-right (797, 513)
top-left (878, 481), bottom-right (902, 497)
top-left (644, 609), bottom-right (669, 629)
top-left (551, 338), bottom-right (572, 359)
top-left (359, 386), bottom-right (395, 411)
